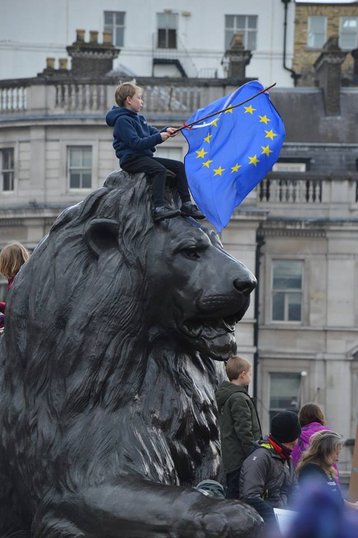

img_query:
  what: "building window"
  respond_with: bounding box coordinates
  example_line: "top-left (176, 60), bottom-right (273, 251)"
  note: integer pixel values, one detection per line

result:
top-left (157, 12), bottom-right (178, 49)
top-left (307, 16), bottom-right (327, 49)
top-left (225, 15), bottom-right (258, 51)
top-left (1, 148), bottom-right (14, 192)
top-left (104, 11), bottom-right (125, 47)
top-left (339, 17), bottom-right (358, 50)
top-left (269, 372), bottom-right (301, 424)
top-left (68, 146), bottom-right (92, 190)
top-left (272, 260), bottom-right (303, 322)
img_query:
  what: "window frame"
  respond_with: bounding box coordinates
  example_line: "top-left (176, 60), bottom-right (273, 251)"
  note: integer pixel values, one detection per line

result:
top-left (307, 15), bottom-right (327, 49)
top-left (271, 259), bottom-right (304, 323)
top-left (156, 12), bottom-right (178, 49)
top-left (0, 147), bottom-right (15, 192)
top-left (104, 11), bottom-right (126, 47)
top-left (67, 146), bottom-right (92, 191)
top-left (225, 14), bottom-right (258, 51)
top-left (339, 16), bottom-right (358, 50)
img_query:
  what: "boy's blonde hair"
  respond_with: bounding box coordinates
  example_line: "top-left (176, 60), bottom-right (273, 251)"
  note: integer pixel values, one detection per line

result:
top-left (225, 355), bottom-right (251, 381)
top-left (0, 242), bottom-right (30, 279)
top-left (115, 81), bottom-right (141, 107)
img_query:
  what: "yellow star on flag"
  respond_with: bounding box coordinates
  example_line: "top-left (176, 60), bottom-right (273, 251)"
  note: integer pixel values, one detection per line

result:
top-left (244, 105), bottom-right (256, 114)
top-left (213, 166), bottom-right (225, 176)
top-left (248, 155), bottom-right (260, 166)
top-left (202, 160), bottom-right (213, 168)
top-left (259, 115), bottom-right (270, 124)
top-left (265, 129), bottom-right (278, 140)
top-left (196, 148), bottom-right (208, 159)
top-left (231, 163), bottom-right (242, 173)
top-left (261, 145), bottom-right (273, 156)
top-left (224, 105), bottom-right (234, 114)
top-left (210, 118), bottom-right (220, 127)
top-left (204, 133), bottom-right (213, 143)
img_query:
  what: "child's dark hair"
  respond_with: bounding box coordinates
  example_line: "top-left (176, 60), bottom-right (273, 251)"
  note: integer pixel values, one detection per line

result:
top-left (0, 242), bottom-right (30, 279)
top-left (225, 355), bottom-right (251, 381)
top-left (115, 81), bottom-right (141, 107)
top-left (298, 402), bottom-right (325, 427)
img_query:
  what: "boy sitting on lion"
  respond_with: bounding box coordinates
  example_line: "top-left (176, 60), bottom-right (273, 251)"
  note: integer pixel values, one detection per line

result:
top-left (106, 81), bottom-right (205, 222)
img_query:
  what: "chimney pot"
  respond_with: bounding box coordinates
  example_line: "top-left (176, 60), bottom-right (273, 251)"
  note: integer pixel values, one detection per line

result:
top-left (76, 29), bottom-right (86, 42)
top-left (46, 57), bottom-right (55, 69)
top-left (103, 31), bottom-right (112, 45)
top-left (89, 31), bottom-right (99, 44)
top-left (59, 58), bottom-right (68, 70)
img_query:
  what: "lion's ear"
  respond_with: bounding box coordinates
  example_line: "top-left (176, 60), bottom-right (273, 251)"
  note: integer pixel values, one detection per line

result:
top-left (84, 218), bottom-right (119, 257)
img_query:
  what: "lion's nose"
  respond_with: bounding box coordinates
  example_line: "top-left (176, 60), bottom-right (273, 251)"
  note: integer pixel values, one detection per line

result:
top-left (233, 277), bottom-right (257, 295)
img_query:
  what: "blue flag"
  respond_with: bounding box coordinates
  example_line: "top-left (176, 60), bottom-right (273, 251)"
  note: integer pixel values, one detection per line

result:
top-left (182, 80), bottom-right (285, 231)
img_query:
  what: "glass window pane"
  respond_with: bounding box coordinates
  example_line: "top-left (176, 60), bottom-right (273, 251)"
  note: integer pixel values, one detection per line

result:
top-left (273, 261), bottom-right (302, 289)
top-left (168, 29), bottom-right (177, 48)
top-left (236, 16), bottom-right (245, 29)
top-left (70, 173), bottom-right (80, 189)
top-left (157, 29), bottom-right (166, 48)
top-left (157, 13), bottom-right (166, 27)
top-left (3, 172), bottom-right (14, 191)
top-left (288, 294), bottom-right (302, 321)
top-left (226, 15), bottom-right (234, 28)
top-left (272, 292), bottom-right (284, 321)
top-left (248, 16), bottom-right (257, 29)
top-left (104, 11), bottom-right (112, 24)
top-left (270, 373), bottom-right (301, 415)
top-left (70, 149), bottom-right (81, 167)
top-left (115, 12), bottom-right (125, 25)
top-left (82, 173), bottom-right (92, 189)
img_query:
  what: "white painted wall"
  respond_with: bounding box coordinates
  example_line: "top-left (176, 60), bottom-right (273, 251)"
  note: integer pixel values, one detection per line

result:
top-left (0, 0), bottom-right (295, 87)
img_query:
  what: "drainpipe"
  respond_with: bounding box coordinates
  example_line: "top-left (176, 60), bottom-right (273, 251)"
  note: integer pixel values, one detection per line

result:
top-left (281, 0), bottom-right (301, 86)
top-left (253, 231), bottom-right (264, 400)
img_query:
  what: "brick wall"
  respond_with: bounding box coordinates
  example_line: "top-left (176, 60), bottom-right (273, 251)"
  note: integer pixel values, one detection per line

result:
top-left (293, 3), bottom-right (358, 85)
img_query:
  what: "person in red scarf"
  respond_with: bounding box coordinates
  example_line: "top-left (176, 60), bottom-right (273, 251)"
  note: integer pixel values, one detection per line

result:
top-left (239, 411), bottom-right (301, 531)
top-left (0, 242), bottom-right (30, 330)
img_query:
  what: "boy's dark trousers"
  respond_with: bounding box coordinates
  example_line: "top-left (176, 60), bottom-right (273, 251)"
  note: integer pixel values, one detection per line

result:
top-left (121, 155), bottom-right (191, 207)
top-left (226, 468), bottom-right (241, 499)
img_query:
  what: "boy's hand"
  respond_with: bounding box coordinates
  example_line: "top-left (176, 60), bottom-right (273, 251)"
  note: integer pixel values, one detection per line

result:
top-left (160, 132), bottom-right (170, 141)
top-left (166, 127), bottom-right (179, 137)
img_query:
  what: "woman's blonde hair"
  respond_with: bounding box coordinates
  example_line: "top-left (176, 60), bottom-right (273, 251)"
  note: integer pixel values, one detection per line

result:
top-left (0, 242), bottom-right (30, 279)
top-left (296, 430), bottom-right (343, 476)
top-left (115, 80), bottom-right (141, 107)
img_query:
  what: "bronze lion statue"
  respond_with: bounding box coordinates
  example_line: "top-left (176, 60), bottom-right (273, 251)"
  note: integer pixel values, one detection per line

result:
top-left (0, 171), bottom-right (261, 537)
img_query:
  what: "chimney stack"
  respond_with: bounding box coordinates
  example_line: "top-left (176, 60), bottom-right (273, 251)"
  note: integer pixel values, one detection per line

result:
top-left (224, 33), bottom-right (252, 80)
top-left (314, 36), bottom-right (346, 115)
top-left (67, 29), bottom-right (120, 78)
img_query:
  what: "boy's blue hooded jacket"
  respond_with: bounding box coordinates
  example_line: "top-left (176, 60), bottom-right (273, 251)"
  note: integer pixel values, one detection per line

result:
top-left (105, 106), bottom-right (165, 166)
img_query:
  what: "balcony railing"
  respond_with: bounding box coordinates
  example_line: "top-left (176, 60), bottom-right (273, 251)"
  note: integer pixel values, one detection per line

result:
top-left (259, 174), bottom-right (322, 204)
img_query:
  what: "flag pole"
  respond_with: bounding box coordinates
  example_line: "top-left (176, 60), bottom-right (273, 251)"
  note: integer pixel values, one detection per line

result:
top-left (171, 83), bottom-right (276, 135)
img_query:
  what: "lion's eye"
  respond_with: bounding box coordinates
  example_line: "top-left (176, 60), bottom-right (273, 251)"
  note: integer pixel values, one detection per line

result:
top-left (182, 248), bottom-right (200, 260)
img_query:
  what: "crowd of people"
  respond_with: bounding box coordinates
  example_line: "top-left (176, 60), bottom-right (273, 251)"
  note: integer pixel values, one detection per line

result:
top-left (215, 355), bottom-right (358, 537)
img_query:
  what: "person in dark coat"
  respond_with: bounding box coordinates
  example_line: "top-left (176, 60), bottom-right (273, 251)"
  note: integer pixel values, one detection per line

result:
top-left (215, 356), bottom-right (262, 499)
top-left (239, 410), bottom-right (301, 530)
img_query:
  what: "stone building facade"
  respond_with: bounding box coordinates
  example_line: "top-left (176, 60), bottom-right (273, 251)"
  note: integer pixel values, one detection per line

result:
top-left (293, 0), bottom-right (358, 86)
top-left (1, 26), bottom-right (358, 481)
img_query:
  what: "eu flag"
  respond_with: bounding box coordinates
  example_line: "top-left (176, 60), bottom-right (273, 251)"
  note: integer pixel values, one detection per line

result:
top-left (182, 81), bottom-right (285, 232)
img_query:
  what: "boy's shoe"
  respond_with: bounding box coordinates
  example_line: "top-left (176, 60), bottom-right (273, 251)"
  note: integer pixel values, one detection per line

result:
top-left (180, 202), bottom-right (205, 220)
top-left (152, 206), bottom-right (181, 222)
